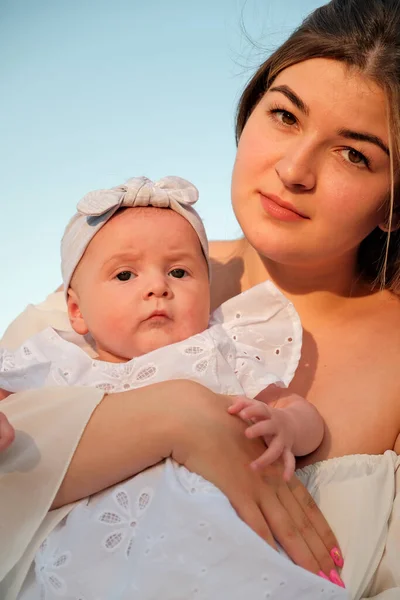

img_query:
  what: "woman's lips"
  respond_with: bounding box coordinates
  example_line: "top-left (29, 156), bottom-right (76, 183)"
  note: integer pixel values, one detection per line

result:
top-left (259, 193), bottom-right (309, 222)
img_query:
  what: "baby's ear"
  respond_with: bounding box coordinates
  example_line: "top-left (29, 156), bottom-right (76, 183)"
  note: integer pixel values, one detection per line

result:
top-left (67, 289), bottom-right (89, 336)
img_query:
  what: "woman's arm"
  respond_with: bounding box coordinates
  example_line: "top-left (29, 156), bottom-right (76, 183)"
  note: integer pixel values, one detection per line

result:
top-left (52, 380), bottom-right (185, 508)
top-left (1, 290), bottom-right (340, 578)
top-left (53, 379), bottom-right (339, 578)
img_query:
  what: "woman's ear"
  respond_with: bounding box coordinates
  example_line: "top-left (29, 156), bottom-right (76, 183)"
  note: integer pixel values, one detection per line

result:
top-left (67, 289), bottom-right (89, 335)
top-left (378, 205), bottom-right (400, 232)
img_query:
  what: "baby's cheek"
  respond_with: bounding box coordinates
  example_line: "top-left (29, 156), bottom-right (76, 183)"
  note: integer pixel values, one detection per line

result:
top-left (94, 311), bottom-right (125, 342)
top-left (183, 306), bottom-right (209, 336)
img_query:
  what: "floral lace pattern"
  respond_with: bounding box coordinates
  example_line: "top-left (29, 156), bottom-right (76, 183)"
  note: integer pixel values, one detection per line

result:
top-left (34, 539), bottom-right (71, 599)
top-left (0, 281), bottom-right (302, 399)
top-left (0, 348), bottom-right (17, 371)
top-left (97, 487), bottom-right (153, 557)
top-left (13, 281), bottom-right (346, 600)
top-left (20, 460), bottom-right (348, 600)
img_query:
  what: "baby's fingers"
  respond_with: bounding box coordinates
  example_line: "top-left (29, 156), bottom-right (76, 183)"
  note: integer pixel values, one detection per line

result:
top-left (0, 412), bottom-right (15, 452)
top-left (246, 418), bottom-right (277, 440)
top-left (251, 437), bottom-right (284, 471)
top-left (228, 397), bottom-right (254, 415)
top-left (239, 402), bottom-right (272, 423)
top-left (282, 448), bottom-right (296, 482)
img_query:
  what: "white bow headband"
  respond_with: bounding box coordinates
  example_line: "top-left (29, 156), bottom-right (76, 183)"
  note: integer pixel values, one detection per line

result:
top-left (61, 176), bottom-right (209, 296)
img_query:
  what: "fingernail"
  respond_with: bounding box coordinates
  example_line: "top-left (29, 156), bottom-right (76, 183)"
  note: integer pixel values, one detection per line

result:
top-left (329, 570), bottom-right (345, 588)
top-left (318, 571), bottom-right (330, 580)
top-left (330, 546), bottom-right (344, 568)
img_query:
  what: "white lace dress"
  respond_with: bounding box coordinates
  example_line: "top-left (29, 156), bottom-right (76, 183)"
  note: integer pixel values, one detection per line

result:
top-left (0, 281), bottom-right (301, 397)
top-left (18, 452), bottom-right (400, 600)
top-left (0, 281), bottom-right (372, 600)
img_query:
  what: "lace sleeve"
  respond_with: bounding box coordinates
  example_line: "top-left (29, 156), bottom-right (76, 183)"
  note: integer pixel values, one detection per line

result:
top-left (209, 281), bottom-right (302, 398)
top-left (0, 342), bottom-right (51, 392)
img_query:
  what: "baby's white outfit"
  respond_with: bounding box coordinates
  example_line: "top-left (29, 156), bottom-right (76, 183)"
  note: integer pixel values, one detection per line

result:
top-left (1, 281), bottom-right (395, 600)
top-left (0, 281), bottom-right (301, 399)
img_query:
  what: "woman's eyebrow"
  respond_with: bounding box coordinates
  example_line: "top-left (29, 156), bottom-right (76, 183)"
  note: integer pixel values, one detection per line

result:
top-left (268, 85), bottom-right (310, 116)
top-left (268, 84), bottom-right (389, 157)
top-left (338, 128), bottom-right (389, 156)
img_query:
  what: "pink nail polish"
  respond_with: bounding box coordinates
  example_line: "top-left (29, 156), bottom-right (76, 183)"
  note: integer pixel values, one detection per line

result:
top-left (329, 569), bottom-right (345, 588)
top-left (318, 571), bottom-right (330, 580)
top-left (330, 546), bottom-right (344, 568)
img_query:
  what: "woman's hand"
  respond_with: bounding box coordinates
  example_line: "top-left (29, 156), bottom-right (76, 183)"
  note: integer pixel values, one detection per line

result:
top-left (170, 384), bottom-right (343, 579)
top-left (54, 379), bottom-right (342, 579)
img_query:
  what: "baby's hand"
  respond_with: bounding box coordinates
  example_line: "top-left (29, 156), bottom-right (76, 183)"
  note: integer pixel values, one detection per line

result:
top-left (228, 397), bottom-right (296, 481)
top-left (0, 388), bottom-right (12, 401)
top-left (0, 412), bottom-right (15, 452)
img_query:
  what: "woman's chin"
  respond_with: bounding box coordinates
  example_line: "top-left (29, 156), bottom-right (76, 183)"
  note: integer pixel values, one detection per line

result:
top-left (242, 224), bottom-right (314, 266)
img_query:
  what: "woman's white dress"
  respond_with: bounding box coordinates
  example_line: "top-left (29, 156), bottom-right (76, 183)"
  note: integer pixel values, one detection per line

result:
top-left (0, 283), bottom-right (399, 600)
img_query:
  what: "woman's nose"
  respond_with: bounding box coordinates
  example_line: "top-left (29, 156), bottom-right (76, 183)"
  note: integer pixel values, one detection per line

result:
top-left (275, 144), bottom-right (316, 191)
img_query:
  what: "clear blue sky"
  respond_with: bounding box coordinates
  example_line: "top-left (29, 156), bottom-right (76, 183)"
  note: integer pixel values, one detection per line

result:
top-left (0, 0), bottom-right (324, 335)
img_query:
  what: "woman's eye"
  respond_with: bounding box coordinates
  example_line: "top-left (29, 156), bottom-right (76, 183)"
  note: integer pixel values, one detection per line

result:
top-left (116, 271), bottom-right (135, 281)
top-left (169, 268), bottom-right (187, 279)
top-left (342, 148), bottom-right (369, 168)
top-left (271, 109), bottom-right (297, 126)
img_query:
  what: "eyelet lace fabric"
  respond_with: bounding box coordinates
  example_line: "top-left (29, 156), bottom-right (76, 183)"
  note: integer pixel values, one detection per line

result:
top-left (0, 281), bottom-right (302, 398)
top-left (6, 281), bottom-right (350, 599)
top-left (20, 460), bottom-right (350, 600)
top-left (19, 453), bottom-right (400, 600)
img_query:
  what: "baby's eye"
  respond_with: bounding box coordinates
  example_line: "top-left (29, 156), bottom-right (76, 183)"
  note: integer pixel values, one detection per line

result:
top-left (169, 268), bottom-right (188, 279)
top-left (116, 271), bottom-right (135, 281)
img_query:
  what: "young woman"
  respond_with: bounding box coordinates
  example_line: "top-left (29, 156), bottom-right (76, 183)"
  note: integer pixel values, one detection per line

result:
top-left (1, 1), bottom-right (399, 598)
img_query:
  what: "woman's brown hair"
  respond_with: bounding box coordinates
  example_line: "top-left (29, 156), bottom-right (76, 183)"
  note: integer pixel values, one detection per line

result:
top-left (236, 0), bottom-right (400, 293)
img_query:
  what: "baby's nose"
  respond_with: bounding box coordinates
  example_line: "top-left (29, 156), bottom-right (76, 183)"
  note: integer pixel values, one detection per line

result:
top-left (144, 277), bottom-right (171, 299)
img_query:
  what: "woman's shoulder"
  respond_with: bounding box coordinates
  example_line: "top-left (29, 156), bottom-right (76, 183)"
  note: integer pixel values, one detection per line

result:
top-left (375, 292), bottom-right (400, 371)
top-left (365, 290), bottom-right (400, 398)
top-left (375, 293), bottom-right (400, 450)
top-left (1, 291), bottom-right (70, 349)
top-left (349, 287), bottom-right (400, 356)
top-left (209, 239), bottom-right (245, 310)
top-left (367, 288), bottom-right (400, 328)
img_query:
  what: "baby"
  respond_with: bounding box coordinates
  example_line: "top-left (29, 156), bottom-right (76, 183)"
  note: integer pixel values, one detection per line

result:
top-left (0, 176), bottom-right (324, 480)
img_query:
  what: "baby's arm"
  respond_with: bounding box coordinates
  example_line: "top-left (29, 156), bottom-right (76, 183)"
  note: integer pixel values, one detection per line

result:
top-left (229, 386), bottom-right (324, 481)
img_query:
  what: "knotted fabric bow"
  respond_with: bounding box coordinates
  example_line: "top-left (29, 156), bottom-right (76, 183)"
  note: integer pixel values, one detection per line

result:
top-left (61, 176), bottom-right (209, 295)
top-left (77, 176), bottom-right (199, 216)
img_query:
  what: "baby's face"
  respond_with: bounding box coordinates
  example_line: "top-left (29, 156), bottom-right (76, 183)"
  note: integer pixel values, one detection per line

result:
top-left (67, 207), bottom-right (210, 362)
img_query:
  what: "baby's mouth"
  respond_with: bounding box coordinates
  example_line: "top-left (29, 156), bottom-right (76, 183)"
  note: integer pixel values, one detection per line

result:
top-left (143, 310), bottom-right (171, 325)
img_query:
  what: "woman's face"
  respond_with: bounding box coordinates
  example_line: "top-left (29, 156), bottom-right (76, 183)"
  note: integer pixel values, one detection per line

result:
top-left (231, 58), bottom-right (391, 269)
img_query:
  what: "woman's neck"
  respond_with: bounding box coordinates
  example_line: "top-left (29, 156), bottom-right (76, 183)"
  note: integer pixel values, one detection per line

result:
top-left (241, 240), bottom-right (370, 325)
